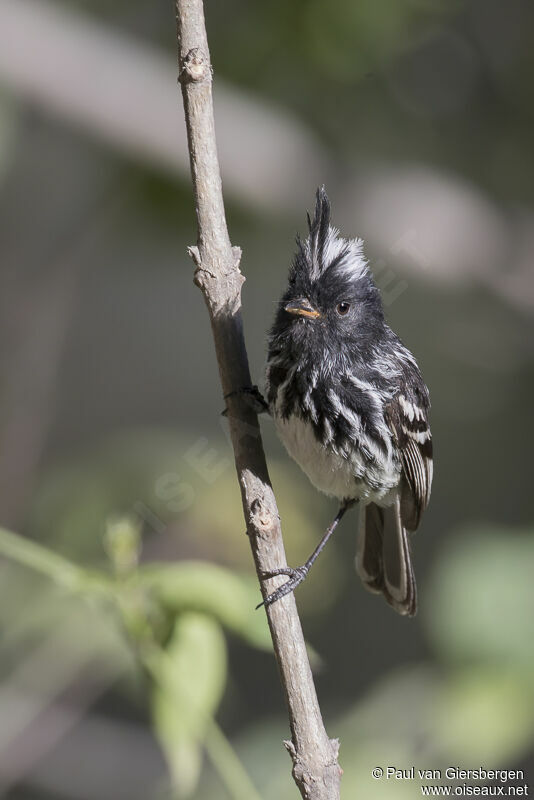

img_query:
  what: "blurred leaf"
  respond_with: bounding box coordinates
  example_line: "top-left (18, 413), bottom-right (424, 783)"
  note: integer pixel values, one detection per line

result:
top-left (0, 525), bottom-right (107, 594)
top-left (435, 666), bottom-right (534, 765)
top-left (424, 526), bottom-right (534, 665)
top-left (305, 0), bottom-right (459, 80)
top-left (339, 664), bottom-right (441, 744)
top-left (150, 613), bottom-right (227, 797)
top-left (104, 514), bottom-right (142, 575)
top-left (138, 561), bottom-right (271, 651)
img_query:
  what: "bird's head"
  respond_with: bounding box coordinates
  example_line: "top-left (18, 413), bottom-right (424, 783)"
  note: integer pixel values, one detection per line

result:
top-left (273, 187), bottom-right (384, 355)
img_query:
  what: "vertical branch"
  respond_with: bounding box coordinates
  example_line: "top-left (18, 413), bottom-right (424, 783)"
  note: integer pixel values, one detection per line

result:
top-left (173, 1), bottom-right (342, 798)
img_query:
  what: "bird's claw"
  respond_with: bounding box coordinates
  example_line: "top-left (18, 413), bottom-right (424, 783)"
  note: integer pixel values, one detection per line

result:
top-left (256, 565), bottom-right (310, 609)
top-left (221, 385), bottom-right (269, 417)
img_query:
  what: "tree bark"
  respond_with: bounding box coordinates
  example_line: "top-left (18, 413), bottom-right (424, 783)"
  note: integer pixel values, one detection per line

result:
top-left (173, 1), bottom-right (342, 798)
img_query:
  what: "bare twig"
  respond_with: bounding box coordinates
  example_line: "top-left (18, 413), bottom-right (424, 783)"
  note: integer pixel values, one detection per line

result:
top-left (173, 1), bottom-right (341, 797)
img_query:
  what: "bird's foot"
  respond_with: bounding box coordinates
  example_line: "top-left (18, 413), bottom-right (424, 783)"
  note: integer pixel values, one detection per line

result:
top-left (221, 385), bottom-right (270, 417)
top-left (256, 564), bottom-right (310, 609)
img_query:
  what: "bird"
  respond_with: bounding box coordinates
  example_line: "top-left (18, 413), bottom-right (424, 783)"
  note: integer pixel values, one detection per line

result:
top-left (261, 187), bottom-right (433, 616)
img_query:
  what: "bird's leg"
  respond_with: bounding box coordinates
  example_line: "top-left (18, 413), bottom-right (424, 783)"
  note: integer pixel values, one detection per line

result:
top-left (221, 385), bottom-right (270, 416)
top-left (257, 499), bottom-right (355, 609)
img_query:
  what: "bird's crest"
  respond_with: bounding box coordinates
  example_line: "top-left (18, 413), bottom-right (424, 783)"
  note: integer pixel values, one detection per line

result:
top-left (295, 186), bottom-right (368, 282)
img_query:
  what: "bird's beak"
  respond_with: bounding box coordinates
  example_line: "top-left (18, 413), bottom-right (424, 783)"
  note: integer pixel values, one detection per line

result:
top-left (284, 298), bottom-right (321, 319)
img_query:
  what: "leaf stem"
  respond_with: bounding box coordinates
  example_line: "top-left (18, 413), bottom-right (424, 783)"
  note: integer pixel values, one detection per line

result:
top-left (204, 716), bottom-right (264, 800)
top-left (0, 526), bottom-right (109, 594)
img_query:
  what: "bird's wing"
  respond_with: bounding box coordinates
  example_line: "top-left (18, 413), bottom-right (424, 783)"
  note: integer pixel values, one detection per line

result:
top-left (385, 382), bottom-right (433, 532)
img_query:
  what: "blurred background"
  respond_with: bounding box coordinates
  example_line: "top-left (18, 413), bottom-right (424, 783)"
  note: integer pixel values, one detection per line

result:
top-left (0, 0), bottom-right (533, 798)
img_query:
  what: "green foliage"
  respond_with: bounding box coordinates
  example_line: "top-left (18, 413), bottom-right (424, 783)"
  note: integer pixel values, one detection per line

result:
top-left (0, 523), bottom-right (269, 799)
top-left (138, 561), bottom-right (271, 651)
top-left (2, 514), bottom-right (534, 799)
top-left (435, 666), bottom-right (534, 765)
top-left (424, 526), bottom-right (534, 666)
top-left (150, 614), bottom-right (227, 796)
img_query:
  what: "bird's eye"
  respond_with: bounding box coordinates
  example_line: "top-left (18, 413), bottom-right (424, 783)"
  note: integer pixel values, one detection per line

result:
top-left (336, 302), bottom-right (351, 316)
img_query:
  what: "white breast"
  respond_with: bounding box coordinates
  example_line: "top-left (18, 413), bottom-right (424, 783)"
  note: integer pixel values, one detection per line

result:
top-left (275, 413), bottom-right (358, 500)
top-left (274, 413), bottom-right (400, 505)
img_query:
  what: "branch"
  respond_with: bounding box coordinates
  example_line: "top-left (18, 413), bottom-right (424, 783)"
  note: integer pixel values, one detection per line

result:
top-left (173, 1), bottom-right (341, 798)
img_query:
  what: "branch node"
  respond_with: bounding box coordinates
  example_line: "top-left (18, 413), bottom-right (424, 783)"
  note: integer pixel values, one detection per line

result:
top-left (189, 244), bottom-right (244, 295)
top-left (284, 740), bottom-right (313, 792)
top-left (232, 245), bottom-right (243, 271)
top-left (330, 738), bottom-right (340, 761)
top-left (187, 245), bottom-right (201, 267)
top-left (179, 46), bottom-right (211, 84)
top-left (188, 245), bottom-right (215, 291)
top-left (250, 496), bottom-right (273, 534)
top-left (284, 738), bottom-right (343, 797)
top-left (284, 739), bottom-right (296, 757)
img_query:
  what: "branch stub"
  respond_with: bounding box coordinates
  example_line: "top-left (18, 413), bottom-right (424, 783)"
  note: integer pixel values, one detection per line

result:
top-left (179, 46), bottom-right (211, 84)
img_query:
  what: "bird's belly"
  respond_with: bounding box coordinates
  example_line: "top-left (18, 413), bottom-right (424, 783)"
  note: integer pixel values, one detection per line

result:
top-left (274, 413), bottom-right (400, 504)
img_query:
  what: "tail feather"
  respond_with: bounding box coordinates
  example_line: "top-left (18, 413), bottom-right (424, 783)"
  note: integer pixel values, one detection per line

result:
top-left (356, 502), bottom-right (384, 594)
top-left (356, 497), bottom-right (417, 616)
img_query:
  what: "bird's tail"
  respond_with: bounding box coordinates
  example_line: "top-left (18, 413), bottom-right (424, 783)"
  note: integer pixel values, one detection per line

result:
top-left (355, 496), bottom-right (417, 616)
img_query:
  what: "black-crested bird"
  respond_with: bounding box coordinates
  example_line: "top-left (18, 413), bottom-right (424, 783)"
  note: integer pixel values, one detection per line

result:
top-left (262, 187), bottom-right (433, 616)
